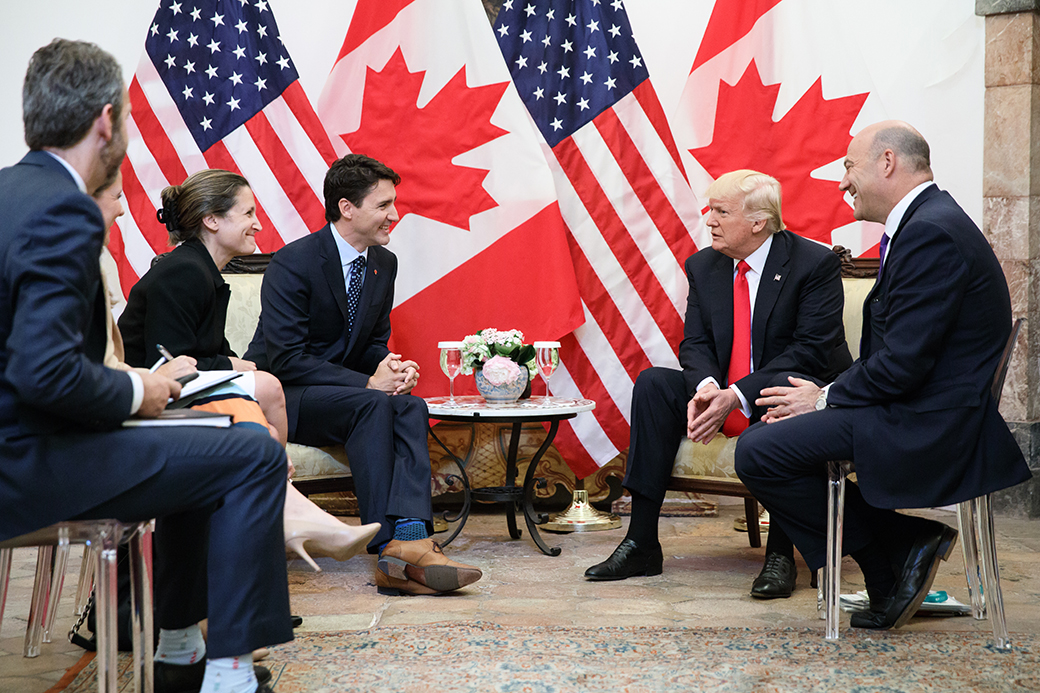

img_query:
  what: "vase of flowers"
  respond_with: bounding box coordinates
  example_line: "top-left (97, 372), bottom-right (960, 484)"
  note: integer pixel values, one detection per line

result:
top-left (461, 328), bottom-right (536, 403)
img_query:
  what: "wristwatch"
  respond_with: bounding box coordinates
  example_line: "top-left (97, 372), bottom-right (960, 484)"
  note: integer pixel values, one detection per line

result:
top-left (814, 389), bottom-right (828, 411)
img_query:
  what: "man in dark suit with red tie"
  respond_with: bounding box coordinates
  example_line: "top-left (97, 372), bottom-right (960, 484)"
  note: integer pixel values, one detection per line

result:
top-left (585, 170), bottom-right (852, 597)
top-left (245, 154), bottom-right (481, 595)
top-left (736, 121), bottom-right (1031, 629)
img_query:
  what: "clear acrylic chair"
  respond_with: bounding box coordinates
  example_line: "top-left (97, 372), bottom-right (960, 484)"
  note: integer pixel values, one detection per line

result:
top-left (819, 318), bottom-right (1022, 647)
top-left (0, 519), bottom-right (154, 692)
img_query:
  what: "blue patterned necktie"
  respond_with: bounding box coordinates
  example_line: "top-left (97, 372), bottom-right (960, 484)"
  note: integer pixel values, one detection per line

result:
top-left (346, 255), bottom-right (366, 334)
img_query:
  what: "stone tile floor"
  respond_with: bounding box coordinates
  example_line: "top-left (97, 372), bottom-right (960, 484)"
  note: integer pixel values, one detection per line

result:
top-left (2, 504), bottom-right (1038, 692)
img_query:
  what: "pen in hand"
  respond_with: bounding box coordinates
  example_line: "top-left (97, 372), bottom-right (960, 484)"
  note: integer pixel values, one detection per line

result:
top-left (149, 344), bottom-right (176, 373)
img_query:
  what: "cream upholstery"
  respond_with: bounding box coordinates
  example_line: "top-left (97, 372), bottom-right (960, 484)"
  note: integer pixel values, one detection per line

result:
top-left (224, 274), bottom-right (352, 484)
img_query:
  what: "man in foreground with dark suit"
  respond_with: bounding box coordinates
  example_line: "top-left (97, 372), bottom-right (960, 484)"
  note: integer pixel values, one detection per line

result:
top-left (246, 154), bottom-right (481, 596)
top-left (0, 40), bottom-right (290, 693)
top-left (585, 170), bottom-right (851, 598)
top-left (736, 121), bottom-right (1032, 629)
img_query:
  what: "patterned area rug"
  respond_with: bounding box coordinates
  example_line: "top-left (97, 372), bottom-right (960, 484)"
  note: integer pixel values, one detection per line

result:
top-left (64, 623), bottom-right (1040, 693)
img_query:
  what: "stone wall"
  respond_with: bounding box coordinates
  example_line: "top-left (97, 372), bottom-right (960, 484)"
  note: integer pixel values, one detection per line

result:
top-left (978, 0), bottom-right (1040, 516)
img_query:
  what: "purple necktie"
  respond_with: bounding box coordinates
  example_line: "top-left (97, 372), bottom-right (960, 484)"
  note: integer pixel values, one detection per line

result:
top-left (877, 233), bottom-right (890, 280)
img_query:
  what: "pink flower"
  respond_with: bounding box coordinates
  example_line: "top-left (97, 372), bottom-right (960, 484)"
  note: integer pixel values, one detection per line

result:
top-left (482, 355), bottom-right (522, 386)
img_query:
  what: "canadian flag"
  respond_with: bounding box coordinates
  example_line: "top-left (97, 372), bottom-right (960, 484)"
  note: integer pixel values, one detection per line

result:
top-left (668, 0), bottom-right (985, 257)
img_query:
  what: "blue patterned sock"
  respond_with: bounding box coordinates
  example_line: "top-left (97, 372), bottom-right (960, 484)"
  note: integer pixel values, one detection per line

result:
top-left (393, 518), bottom-right (428, 542)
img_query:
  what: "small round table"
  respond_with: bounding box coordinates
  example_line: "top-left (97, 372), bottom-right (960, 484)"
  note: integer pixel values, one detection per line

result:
top-left (426, 395), bottom-right (596, 556)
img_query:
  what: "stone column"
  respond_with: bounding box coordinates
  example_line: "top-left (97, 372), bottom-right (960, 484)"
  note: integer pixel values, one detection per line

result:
top-left (977, 0), bottom-right (1040, 516)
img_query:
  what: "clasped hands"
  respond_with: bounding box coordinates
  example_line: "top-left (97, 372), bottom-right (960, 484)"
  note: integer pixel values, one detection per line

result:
top-left (368, 353), bottom-right (420, 395)
top-left (686, 376), bottom-right (822, 443)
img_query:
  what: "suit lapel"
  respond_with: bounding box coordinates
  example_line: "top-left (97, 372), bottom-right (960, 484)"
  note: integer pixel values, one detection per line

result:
top-left (318, 226), bottom-right (349, 323)
top-left (753, 232), bottom-right (790, 368)
top-left (345, 247), bottom-right (385, 355)
top-left (708, 252), bottom-right (734, 375)
top-left (860, 184), bottom-right (940, 353)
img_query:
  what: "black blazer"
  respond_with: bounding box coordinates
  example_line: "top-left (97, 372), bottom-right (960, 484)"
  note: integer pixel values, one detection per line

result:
top-left (0, 152), bottom-right (156, 540)
top-left (118, 238), bottom-right (235, 370)
top-left (245, 225), bottom-right (395, 428)
top-left (828, 184), bottom-right (1030, 508)
top-left (679, 229), bottom-right (852, 422)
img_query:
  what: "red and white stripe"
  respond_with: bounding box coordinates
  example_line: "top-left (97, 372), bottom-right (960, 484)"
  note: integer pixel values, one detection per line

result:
top-left (545, 81), bottom-right (709, 474)
top-left (111, 51), bottom-right (341, 301)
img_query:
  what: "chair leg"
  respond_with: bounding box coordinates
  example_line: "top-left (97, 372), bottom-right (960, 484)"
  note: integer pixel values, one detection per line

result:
top-left (744, 498), bottom-right (762, 548)
top-left (95, 524), bottom-right (120, 693)
top-left (957, 499), bottom-right (986, 619)
top-left (823, 459), bottom-right (847, 640)
top-left (975, 495), bottom-right (1011, 651)
top-left (24, 546), bottom-right (53, 657)
top-left (74, 544), bottom-right (95, 617)
top-left (0, 548), bottom-right (11, 633)
top-left (43, 535), bottom-right (71, 643)
top-left (128, 523), bottom-right (154, 693)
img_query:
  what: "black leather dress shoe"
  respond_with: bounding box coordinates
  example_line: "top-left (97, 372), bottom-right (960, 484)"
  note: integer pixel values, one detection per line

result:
top-left (584, 539), bottom-right (663, 580)
top-left (850, 520), bottom-right (958, 630)
top-left (154, 661), bottom-right (271, 693)
top-left (750, 552), bottom-right (797, 599)
top-left (291, 614), bottom-right (304, 628)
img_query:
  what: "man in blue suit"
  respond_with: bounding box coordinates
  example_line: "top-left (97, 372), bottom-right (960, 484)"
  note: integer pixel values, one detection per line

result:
top-left (246, 154), bottom-right (482, 596)
top-left (736, 121), bottom-right (1032, 630)
top-left (0, 40), bottom-right (290, 693)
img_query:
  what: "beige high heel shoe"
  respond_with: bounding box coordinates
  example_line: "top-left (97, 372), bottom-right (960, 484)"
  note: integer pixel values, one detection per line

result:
top-left (285, 519), bottom-right (382, 572)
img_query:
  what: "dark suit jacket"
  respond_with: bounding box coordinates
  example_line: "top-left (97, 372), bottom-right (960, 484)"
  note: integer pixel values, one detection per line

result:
top-left (827, 184), bottom-right (1030, 508)
top-left (118, 238), bottom-right (235, 370)
top-left (0, 152), bottom-right (155, 539)
top-left (679, 229), bottom-right (852, 422)
top-left (244, 225), bottom-right (395, 434)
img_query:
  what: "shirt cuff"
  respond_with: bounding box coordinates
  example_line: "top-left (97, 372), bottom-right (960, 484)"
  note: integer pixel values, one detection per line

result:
top-left (729, 383), bottom-right (751, 418)
top-left (696, 376), bottom-right (719, 393)
top-left (819, 382), bottom-right (833, 407)
top-left (127, 371), bottom-right (144, 415)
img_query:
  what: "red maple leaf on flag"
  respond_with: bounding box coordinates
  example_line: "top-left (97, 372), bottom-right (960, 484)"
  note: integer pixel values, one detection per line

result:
top-left (340, 48), bottom-right (509, 230)
top-left (689, 61), bottom-right (868, 246)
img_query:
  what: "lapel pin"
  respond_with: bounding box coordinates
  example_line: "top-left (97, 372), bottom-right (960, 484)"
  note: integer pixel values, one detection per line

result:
top-left (774, 274), bottom-right (782, 281)
top-left (373, 269), bottom-right (378, 275)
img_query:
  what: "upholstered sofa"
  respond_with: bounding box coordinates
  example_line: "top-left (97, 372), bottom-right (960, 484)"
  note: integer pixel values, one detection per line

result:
top-left (222, 249), bottom-right (877, 522)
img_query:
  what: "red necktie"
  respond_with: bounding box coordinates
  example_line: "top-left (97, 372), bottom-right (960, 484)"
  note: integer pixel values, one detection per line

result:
top-left (721, 260), bottom-right (751, 437)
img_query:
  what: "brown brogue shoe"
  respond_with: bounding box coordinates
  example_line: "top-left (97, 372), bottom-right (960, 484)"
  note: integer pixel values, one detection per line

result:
top-left (374, 567), bottom-right (441, 596)
top-left (377, 538), bottom-right (482, 593)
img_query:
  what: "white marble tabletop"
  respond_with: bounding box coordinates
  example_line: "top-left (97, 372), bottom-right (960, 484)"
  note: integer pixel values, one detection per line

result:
top-left (425, 395), bottom-right (596, 419)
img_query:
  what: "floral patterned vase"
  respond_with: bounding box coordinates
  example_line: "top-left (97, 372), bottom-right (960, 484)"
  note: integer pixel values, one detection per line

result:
top-left (475, 365), bottom-right (529, 403)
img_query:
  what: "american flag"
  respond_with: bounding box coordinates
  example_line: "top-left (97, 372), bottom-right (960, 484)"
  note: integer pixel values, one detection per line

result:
top-left (494, 0), bottom-right (707, 473)
top-left (109, 0), bottom-right (339, 299)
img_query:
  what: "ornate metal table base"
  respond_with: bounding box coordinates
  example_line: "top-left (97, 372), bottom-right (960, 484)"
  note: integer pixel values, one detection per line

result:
top-left (425, 396), bottom-right (596, 556)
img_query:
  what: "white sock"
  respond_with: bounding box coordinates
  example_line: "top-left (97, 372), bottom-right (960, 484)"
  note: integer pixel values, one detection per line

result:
top-left (200, 654), bottom-right (257, 693)
top-left (155, 625), bottom-right (206, 666)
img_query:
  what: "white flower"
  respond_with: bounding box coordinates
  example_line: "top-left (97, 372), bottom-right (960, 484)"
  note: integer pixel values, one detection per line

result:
top-left (481, 355), bottom-right (522, 386)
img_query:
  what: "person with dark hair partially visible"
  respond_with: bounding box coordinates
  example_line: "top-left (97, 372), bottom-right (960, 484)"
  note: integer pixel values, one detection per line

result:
top-left (584, 170), bottom-right (852, 599)
top-left (736, 121), bottom-right (1032, 630)
top-left (0, 39), bottom-right (289, 693)
top-left (245, 153), bottom-right (483, 596)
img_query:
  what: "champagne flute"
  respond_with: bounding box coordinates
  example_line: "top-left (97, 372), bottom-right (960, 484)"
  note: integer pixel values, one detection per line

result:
top-left (533, 341), bottom-right (560, 404)
top-left (438, 341), bottom-right (464, 405)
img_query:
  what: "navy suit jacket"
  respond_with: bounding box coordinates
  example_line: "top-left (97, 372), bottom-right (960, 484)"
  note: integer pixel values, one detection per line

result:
top-left (0, 152), bottom-right (157, 539)
top-left (245, 225), bottom-right (395, 435)
top-left (827, 185), bottom-right (1030, 508)
top-left (679, 229), bottom-right (852, 422)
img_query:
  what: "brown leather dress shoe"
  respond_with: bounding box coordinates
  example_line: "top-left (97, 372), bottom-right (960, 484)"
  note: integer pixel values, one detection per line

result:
top-left (377, 538), bottom-right (482, 594)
